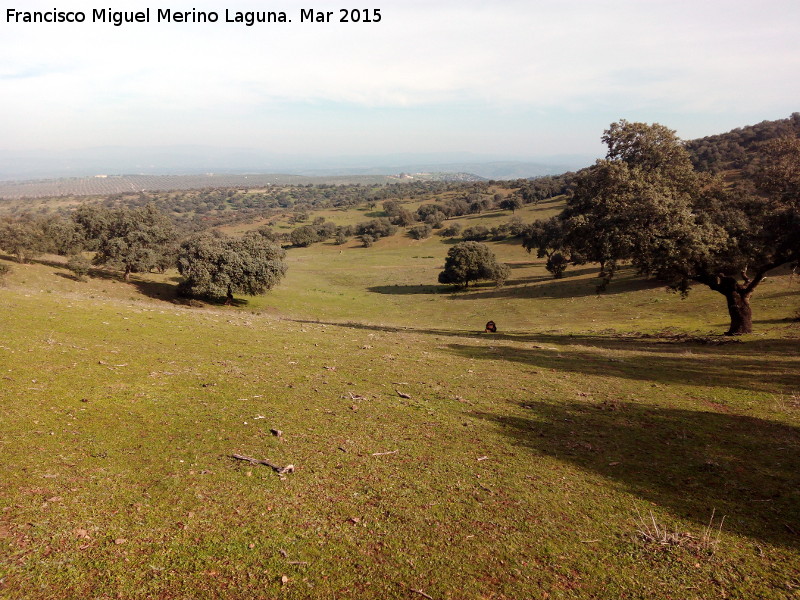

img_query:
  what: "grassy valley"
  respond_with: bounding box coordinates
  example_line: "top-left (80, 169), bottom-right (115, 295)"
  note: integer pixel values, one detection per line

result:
top-left (2, 116), bottom-right (800, 598)
top-left (1, 191), bottom-right (799, 599)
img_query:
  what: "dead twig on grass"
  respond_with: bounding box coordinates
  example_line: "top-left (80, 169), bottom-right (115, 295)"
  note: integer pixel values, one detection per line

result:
top-left (394, 580), bottom-right (434, 599)
top-left (231, 454), bottom-right (294, 474)
top-left (371, 449), bottom-right (399, 456)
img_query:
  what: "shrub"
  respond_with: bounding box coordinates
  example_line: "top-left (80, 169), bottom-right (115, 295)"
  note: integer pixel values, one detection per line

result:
top-left (356, 219), bottom-right (397, 240)
top-left (424, 211), bottom-right (446, 228)
top-left (440, 223), bottom-right (462, 237)
top-left (390, 209), bottom-right (416, 227)
top-left (66, 254), bottom-right (91, 281)
top-left (408, 224), bottom-right (433, 240)
top-left (290, 225), bottom-right (319, 247)
top-left (462, 225), bottom-right (490, 241)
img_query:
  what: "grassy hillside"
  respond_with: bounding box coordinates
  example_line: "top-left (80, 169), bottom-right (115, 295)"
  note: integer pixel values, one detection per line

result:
top-left (1, 204), bottom-right (799, 599)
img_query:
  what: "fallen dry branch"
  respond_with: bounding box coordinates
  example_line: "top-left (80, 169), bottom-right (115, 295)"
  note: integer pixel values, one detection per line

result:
top-left (371, 449), bottom-right (399, 456)
top-left (231, 454), bottom-right (295, 474)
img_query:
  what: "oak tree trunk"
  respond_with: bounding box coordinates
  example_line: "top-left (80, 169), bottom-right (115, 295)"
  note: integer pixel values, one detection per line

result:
top-left (704, 273), bottom-right (760, 336)
top-left (723, 288), bottom-right (753, 335)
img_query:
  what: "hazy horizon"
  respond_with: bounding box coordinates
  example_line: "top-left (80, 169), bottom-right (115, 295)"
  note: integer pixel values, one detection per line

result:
top-left (2, 0), bottom-right (798, 177)
top-left (0, 144), bottom-right (599, 181)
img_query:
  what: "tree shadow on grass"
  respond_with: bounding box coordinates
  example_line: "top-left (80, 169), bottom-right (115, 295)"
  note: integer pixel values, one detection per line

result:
top-left (447, 271), bottom-right (667, 301)
top-left (370, 264), bottom-right (666, 301)
top-left (289, 318), bottom-right (799, 363)
top-left (129, 278), bottom-right (181, 302)
top-left (145, 281), bottom-right (250, 307)
top-left (367, 284), bottom-right (444, 295)
top-left (78, 269), bottom-right (250, 306)
top-left (445, 338), bottom-right (800, 394)
top-left (762, 290), bottom-right (800, 300)
top-left (461, 211), bottom-right (509, 220)
top-left (366, 266), bottom-right (604, 296)
top-left (366, 281), bottom-right (547, 295)
top-left (474, 400), bottom-right (800, 548)
top-left (495, 237), bottom-right (527, 246)
top-left (54, 272), bottom-right (85, 283)
top-left (440, 237), bottom-right (463, 246)
top-left (291, 315), bottom-right (799, 393)
top-left (32, 256), bottom-right (70, 269)
top-left (523, 201), bottom-right (566, 215)
top-left (754, 317), bottom-right (799, 325)
top-left (0, 253), bottom-right (67, 269)
top-left (73, 268), bottom-right (182, 303)
top-left (290, 318), bottom-right (486, 339)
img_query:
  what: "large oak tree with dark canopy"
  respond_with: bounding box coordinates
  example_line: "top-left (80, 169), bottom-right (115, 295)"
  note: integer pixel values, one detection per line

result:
top-left (177, 230), bottom-right (288, 304)
top-left (438, 241), bottom-right (509, 288)
top-left (560, 120), bottom-right (799, 335)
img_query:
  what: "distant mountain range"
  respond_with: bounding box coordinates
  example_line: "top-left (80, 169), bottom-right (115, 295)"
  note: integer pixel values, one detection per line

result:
top-left (0, 146), bottom-right (596, 182)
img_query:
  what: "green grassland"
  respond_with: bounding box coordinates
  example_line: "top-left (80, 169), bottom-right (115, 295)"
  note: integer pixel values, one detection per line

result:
top-left (1, 201), bottom-right (799, 599)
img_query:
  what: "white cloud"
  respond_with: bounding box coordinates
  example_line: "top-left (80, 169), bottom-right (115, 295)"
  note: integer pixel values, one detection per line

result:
top-left (1, 0), bottom-right (798, 154)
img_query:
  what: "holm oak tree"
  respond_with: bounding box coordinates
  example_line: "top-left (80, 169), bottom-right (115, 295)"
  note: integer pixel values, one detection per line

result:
top-left (562, 121), bottom-right (799, 335)
top-left (177, 230), bottom-right (287, 304)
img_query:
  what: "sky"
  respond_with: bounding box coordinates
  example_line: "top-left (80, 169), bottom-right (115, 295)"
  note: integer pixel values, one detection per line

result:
top-left (1, 0), bottom-right (799, 168)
